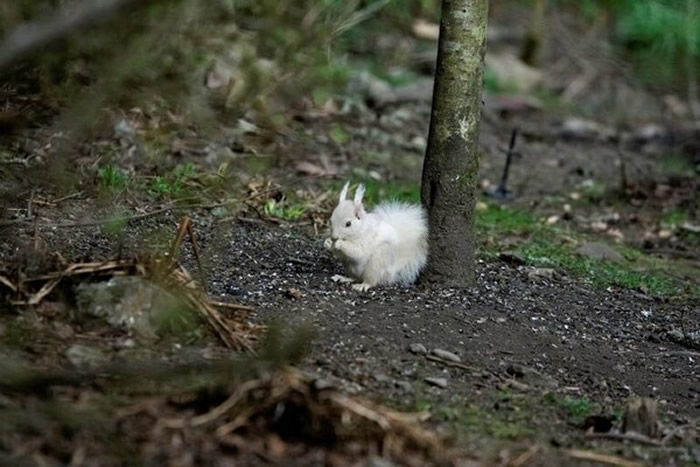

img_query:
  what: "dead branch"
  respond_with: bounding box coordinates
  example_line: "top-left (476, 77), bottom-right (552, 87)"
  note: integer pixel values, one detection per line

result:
top-left (0, 0), bottom-right (137, 69)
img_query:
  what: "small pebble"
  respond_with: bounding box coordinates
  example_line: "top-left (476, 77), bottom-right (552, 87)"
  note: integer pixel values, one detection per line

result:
top-left (395, 381), bottom-right (413, 393)
top-left (373, 373), bottom-right (391, 383)
top-left (432, 348), bottom-right (461, 362)
top-left (408, 343), bottom-right (427, 355)
top-left (424, 377), bottom-right (448, 388)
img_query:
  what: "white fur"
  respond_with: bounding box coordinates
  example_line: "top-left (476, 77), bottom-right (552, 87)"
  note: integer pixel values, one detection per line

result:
top-left (324, 182), bottom-right (428, 291)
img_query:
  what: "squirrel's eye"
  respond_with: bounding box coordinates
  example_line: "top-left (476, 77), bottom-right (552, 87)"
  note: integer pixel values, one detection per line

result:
top-left (345, 220), bottom-right (352, 227)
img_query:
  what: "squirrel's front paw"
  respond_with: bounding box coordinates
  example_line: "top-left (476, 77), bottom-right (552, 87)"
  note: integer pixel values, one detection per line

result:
top-left (323, 238), bottom-right (333, 250)
top-left (352, 282), bottom-right (372, 292)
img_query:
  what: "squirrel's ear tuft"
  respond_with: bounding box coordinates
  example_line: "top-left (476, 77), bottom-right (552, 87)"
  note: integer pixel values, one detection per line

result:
top-left (339, 181), bottom-right (350, 202)
top-left (353, 183), bottom-right (365, 205)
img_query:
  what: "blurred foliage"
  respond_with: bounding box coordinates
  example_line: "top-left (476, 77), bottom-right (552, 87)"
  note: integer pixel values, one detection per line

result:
top-left (0, 0), bottom-right (410, 139)
top-left (616, 0), bottom-right (700, 86)
top-left (559, 0), bottom-right (699, 89)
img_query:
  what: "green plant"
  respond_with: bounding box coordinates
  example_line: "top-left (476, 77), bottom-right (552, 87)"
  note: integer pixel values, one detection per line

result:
top-left (475, 203), bottom-right (698, 298)
top-left (661, 152), bottom-right (696, 177)
top-left (264, 199), bottom-right (306, 221)
top-left (662, 209), bottom-right (688, 226)
top-left (98, 166), bottom-right (129, 190)
top-left (329, 122), bottom-right (351, 144)
top-left (561, 397), bottom-right (598, 421)
top-left (102, 210), bottom-right (128, 237)
top-left (149, 163), bottom-right (198, 198)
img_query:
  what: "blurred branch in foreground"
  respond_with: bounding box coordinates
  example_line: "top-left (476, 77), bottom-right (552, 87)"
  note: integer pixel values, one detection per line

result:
top-left (0, 0), bottom-right (137, 70)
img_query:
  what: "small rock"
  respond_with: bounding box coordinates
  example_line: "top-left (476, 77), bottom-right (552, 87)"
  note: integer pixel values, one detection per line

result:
top-left (680, 222), bottom-right (700, 234)
top-left (373, 373), bottom-right (391, 384)
top-left (395, 381), bottom-right (413, 393)
top-left (117, 338), bottom-right (136, 349)
top-left (506, 364), bottom-right (526, 378)
top-left (485, 53), bottom-right (543, 92)
top-left (285, 287), bottom-right (302, 300)
top-left (432, 348), bottom-right (461, 362)
top-left (527, 267), bottom-right (557, 281)
top-left (424, 377), bottom-right (448, 388)
top-left (66, 344), bottom-right (109, 369)
top-left (408, 343), bottom-right (427, 355)
top-left (505, 364), bottom-right (558, 389)
top-left (53, 322), bottom-right (75, 339)
top-left (590, 221), bottom-right (609, 232)
top-left (113, 118), bottom-right (135, 137)
top-left (575, 242), bottom-right (624, 263)
top-left (502, 380), bottom-right (530, 392)
top-left (607, 228), bottom-right (625, 242)
top-left (635, 123), bottom-right (666, 142)
top-left (598, 212), bottom-right (621, 224)
top-left (560, 117), bottom-right (611, 140)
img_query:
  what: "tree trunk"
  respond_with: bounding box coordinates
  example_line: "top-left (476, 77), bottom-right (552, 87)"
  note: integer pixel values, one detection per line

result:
top-left (420, 0), bottom-right (489, 287)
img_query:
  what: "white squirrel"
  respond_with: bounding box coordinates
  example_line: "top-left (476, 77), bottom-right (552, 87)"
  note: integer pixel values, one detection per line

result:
top-left (323, 181), bottom-right (428, 291)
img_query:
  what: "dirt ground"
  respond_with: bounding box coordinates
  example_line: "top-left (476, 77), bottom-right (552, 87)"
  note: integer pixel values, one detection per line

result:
top-left (1, 2), bottom-right (699, 466)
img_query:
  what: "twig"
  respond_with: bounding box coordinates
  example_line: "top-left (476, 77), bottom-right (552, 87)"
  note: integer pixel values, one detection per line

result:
top-left (0, 0), bottom-right (137, 69)
top-left (186, 218), bottom-right (207, 295)
top-left (0, 275), bottom-right (17, 293)
top-left (32, 214), bottom-right (40, 251)
top-left (425, 354), bottom-right (475, 371)
top-left (55, 205), bottom-right (180, 228)
top-left (52, 191), bottom-right (84, 204)
top-left (161, 379), bottom-right (265, 429)
top-left (564, 449), bottom-right (642, 467)
top-left (328, 392), bottom-right (391, 430)
top-left (27, 189), bottom-right (35, 218)
top-left (662, 423), bottom-right (694, 446)
top-left (210, 301), bottom-right (255, 312)
top-left (509, 444), bottom-right (541, 467)
top-left (0, 158), bottom-right (30, 166)
top-left (584, 431), bottom-right (662, 446)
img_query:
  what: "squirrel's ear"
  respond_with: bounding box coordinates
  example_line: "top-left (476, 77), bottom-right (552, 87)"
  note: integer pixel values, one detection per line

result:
top-left (354, 203), bottom-right (365, 219)
top-left (353, 183), bottom-right (365, 205)
top-left (339, 181), bottom-right (350, 202)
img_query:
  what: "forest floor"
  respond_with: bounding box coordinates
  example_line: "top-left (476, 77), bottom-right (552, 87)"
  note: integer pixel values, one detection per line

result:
top-left (0, 4), bottom-right (699, 467)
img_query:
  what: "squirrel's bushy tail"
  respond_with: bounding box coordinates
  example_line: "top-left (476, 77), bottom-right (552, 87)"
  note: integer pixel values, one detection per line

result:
top-left (374, 202), bottom-right (428, 285)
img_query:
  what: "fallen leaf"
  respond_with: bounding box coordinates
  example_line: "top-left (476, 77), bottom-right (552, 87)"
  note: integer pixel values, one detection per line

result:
top-left (412, 19), bottom-right (440, 41)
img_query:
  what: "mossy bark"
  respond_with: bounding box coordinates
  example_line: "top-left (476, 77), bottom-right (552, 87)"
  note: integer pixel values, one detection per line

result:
top-left (420, 0), bottom-right (488, 287)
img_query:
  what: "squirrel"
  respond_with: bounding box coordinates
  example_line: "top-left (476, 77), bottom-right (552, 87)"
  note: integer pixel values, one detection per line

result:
top-left (324, 181), bottom-right (428, 291)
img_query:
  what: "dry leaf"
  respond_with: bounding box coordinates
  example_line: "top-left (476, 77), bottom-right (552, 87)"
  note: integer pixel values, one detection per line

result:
top-left (412, 20), bottom-right (440, 41)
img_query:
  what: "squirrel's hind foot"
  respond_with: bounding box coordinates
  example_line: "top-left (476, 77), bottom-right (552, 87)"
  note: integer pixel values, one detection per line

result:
top-left (331, 274), bottom-right (354, 284)
top-left (351, 282), bottom-right (372, 292)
